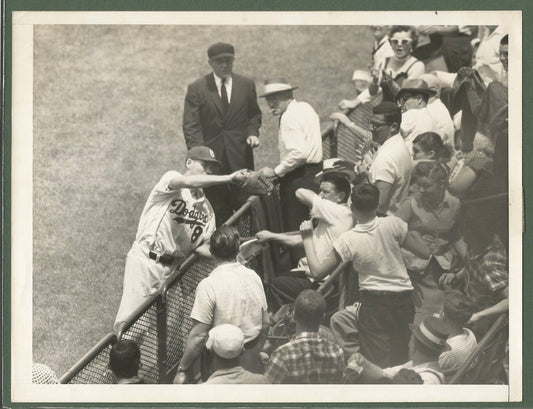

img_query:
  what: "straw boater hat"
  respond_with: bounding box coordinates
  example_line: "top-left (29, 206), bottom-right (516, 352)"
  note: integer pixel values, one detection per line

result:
top-left (395, 78), bottom-right (437, 100)
top-left (315, 158), bottom-right (357, 183)
top-left (411, 316), bottom-right (449, 353)
top-left (259, 78), bottom-right (298, 98)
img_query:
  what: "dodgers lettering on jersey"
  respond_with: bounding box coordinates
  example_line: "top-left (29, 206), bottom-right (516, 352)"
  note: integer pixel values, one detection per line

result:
top-left (134, 171), bottom-right (216, 258)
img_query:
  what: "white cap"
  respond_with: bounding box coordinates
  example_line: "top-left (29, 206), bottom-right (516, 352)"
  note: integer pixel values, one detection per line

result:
top-left (352, 70), bottom-right (372, 82)
top-left (418, 73), bottom-right (439, 91)
top-left (205, 324), bottom-right (245, 359)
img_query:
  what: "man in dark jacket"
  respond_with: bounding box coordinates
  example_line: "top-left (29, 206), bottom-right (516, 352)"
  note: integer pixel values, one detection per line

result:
top-left (183, 42), bottom-right (262, 224)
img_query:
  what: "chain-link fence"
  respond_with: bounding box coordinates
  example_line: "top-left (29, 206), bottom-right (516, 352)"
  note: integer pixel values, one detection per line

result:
top-left (60, 196), bottom-right (265, 384)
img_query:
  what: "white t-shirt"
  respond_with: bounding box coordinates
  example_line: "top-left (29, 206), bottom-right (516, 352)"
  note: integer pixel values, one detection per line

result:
top-left (134, 171), bottom-right (216, 257)
top-left (369, 133), bottom-right (412, 215)
top-left (191, 262), bottom-right (267, 343)
top-left (427, 99), bottom-right (456, 149)
top-left (274, 99), bottom-right (323, 177)
top-left (438, 328), bottom-right (478, 373)
top-left (310, 196), bottom-right (354, 261)
top-left (333, 216), bottom-right (413, 292)
top-left (401, 107), bottom-right (438, 152)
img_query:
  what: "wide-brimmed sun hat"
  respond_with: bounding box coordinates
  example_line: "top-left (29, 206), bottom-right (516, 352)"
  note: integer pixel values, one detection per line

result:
top-left (259, 78), bottom-right (298, 98)
top-left (395, 78), bottom-right (437, 100)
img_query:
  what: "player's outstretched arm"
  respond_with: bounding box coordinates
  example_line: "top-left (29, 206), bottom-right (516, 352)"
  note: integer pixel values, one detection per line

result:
top-left (168, 170), bottom-right (243, 190)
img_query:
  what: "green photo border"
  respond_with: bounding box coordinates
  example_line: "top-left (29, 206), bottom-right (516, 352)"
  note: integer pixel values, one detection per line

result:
top-left (2, 0), bottom-right (530, 407)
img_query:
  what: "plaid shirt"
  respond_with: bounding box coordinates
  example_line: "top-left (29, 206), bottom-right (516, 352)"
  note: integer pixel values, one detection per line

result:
top-left (463, 234), bottom-right (508, 309)
top-left (265, 332), bottom-right (344, 384)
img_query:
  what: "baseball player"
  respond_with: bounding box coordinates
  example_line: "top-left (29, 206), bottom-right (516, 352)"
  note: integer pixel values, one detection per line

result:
top-left (114, 146), bottom-right (244, 330)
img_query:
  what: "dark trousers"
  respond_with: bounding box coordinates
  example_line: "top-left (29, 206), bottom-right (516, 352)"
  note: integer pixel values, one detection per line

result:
top-left (204, 184), bottom-right (247, 226)
top-left (270, 273), bottom-right (318, 312)
top-left (279, 163), bottom-right (321, 264)
top-left (358, 290), bottom-right (414, 368)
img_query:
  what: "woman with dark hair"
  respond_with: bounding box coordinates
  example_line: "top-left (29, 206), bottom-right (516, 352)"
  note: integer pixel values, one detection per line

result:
top-left (412, 132), bottom-right (454, 164)
top-left (378, 25), bottom-right (426, 101)
top-left (396, 161), bottom-right (462, 326)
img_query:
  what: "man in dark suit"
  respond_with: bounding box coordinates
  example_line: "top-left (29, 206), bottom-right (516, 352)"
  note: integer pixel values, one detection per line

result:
top-left (183, 42), bottom-right (262, 224)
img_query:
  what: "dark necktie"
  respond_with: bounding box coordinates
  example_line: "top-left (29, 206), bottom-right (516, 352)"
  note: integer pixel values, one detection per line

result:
top-left (221, 77), bottom-right (229, 113)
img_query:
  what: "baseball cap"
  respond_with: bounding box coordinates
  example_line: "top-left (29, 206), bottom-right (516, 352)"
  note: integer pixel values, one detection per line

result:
top-left (315, 158), bottom-right (357, 183)
top-left (205, 324), bottom-right (245, 359)
top-left (208, 42), bottom-right (235, 59)
top-left (411, 316), bottom-right (449, 353)
top-left (187, 146), bottom-right (223, 167)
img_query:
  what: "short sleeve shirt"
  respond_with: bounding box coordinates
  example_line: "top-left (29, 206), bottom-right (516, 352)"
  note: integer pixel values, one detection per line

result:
top-left (333, 216), bottom-right (413, 292)
top-left (191, 262), bottom-right (267, 342)
top-left (134, 171), bottom-right (216, 257)
top-left (369, 133), bottom-right (413, 215)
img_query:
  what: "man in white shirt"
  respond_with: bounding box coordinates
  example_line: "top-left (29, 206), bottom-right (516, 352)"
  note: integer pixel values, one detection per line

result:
top-left (255, 159), bottom-right (355, 310)
top-left (259, 78), bottom-right (323, 234)
top-left (370, 25), bottom-right (395, 72)
top-left (419, 73), bottom-right (456, 149)
top-left (395, 78), bottom-right (438, 152)
top-left (474, 25), bottom-right (507, 85)
top-left (174, 226), bottom-right (269, 383)
top-left (367, 102), bottom-right (412, 216)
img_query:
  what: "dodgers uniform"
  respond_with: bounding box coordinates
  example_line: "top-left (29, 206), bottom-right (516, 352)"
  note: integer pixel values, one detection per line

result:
top-left (114, 170), bottom-right (216, 329)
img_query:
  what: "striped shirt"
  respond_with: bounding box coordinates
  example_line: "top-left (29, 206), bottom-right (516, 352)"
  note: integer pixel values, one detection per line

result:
top-left (265, 332), bottom-right (344, 384)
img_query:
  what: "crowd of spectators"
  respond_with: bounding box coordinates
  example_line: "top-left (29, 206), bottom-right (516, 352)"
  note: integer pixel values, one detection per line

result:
top-left (36, 24), bottom-right (510, 386)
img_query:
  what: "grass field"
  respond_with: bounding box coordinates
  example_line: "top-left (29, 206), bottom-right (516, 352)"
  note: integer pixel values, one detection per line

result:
top-left (33, 24), bottom-right (373, 376)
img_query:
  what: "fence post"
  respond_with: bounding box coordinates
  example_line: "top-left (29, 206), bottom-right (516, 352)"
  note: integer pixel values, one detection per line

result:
top-left (157, 292), bottom-right (168, 383)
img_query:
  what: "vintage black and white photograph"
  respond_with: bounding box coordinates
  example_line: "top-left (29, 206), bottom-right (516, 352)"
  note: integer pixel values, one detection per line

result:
top-left (10, 10), bottom-right (522, 403)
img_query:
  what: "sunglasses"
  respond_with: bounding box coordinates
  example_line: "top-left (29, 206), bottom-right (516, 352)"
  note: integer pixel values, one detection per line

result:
top-left (390, 38), bottom-right (413, 46)
top-left (369, 121), bottom-right (388, 130)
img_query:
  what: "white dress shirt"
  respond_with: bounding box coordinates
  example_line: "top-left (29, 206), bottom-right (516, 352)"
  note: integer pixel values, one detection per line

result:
top-left (274, 99), bottom-right (322, 177)
top-left (427, 99), bottom-right (456, 149)
top-left (401, 107), bottom-right (438, 153)
top-left (213, 73), bottom-right (232, 103)
top-left (474, 26), bottom-right (507, 85)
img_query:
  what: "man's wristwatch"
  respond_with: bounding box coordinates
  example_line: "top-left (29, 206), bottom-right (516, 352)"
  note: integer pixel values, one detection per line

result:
top-left (177, 365), bottom-right (187, 373)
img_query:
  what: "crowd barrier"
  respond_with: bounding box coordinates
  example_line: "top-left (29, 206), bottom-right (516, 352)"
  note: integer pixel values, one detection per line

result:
top-left (59, 97), bottom-right (508, 385)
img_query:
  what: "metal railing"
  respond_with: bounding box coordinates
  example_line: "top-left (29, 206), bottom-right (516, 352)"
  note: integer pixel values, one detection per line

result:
top-left (60, 193), bottom-right (269, 384)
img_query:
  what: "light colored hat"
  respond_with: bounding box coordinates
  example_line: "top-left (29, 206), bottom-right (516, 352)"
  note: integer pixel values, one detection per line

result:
top-left (259, 78), bottom-right (298, 98)
top-left (205, 324), bottom-right (245, 359)
top-left (395, 78), bottom-right (437, 100)
top-left (411, 316), bottom-right (449, 352)
top-left (418, 74), bottom-right (439, 91)
top-left (315, 158), bottom-right (357, 183)
top-left (352, 70), bottom-right (372, 82)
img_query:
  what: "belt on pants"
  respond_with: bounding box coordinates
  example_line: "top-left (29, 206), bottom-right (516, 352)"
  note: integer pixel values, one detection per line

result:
top-left (148, 251), bottom-right (179, 266)
top-left (359, 290), bottom-right (412, 298)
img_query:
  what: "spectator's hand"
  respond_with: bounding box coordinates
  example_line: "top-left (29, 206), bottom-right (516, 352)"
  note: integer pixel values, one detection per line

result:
top-left (299, 220), bottom-right (314, 238)
top-left (259, 351), bottom-right (270, 366)
top-left (260, 167), bottom-right (277, 179)
top-left (381, 69), bottom-right (393, 86)
top-left (246, 135), bottom-right (260, 149)
top-left (339, 99), bottom-right (358, 110)
top-left (173, 370), bottom-right (188, 384)
top-left (256, 230), bottom-right (274, 243)
top-left (329, 112), bottom-right (351, 127)
top-left (467, 312), bottom-right (482, 325)
top-left (439, 273), bottom-right (456, 288)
